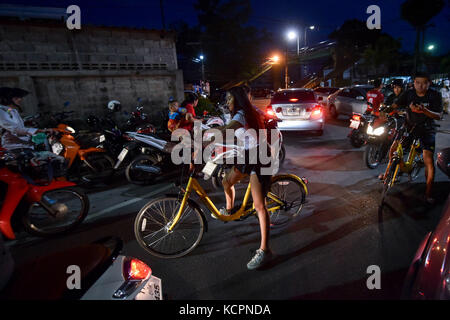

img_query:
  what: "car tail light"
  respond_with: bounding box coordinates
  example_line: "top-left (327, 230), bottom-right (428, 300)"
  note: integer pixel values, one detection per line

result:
top-left (289, 98), bottom-right (299, 102)
top-left (123, 258), bottom-right (152, 281)
top-left (310, 105), bottom-right (323, 119)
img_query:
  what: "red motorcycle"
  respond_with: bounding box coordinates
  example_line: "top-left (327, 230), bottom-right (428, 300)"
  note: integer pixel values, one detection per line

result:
top-left (0, 149), bottom-right (89, 239)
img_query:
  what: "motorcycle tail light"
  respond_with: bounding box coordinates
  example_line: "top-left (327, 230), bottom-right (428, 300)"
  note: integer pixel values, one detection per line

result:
top-left (123, 258), bottom-right (152, 281)
top-left (352, 114), bottom-right (361, 121)
top-left (266, 105), bottom-right (275, 117)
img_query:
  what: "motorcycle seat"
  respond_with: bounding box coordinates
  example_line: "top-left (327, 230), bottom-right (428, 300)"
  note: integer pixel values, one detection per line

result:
top-left (1, 244), bottom-right (111, 300)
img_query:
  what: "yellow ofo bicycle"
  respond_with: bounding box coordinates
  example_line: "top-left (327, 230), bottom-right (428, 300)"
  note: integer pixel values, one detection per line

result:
top-left (134, 164), bottom-right (308, 259)
top-left (380, 124), bottom-right (424, 206)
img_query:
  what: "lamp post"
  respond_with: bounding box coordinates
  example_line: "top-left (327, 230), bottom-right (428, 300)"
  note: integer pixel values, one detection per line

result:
top-left (199, 55), bottom-right (205, 82)
top-left (304, 25), bottom-right (315, 47)
top-left (286, 30), bottom-right (298, 89)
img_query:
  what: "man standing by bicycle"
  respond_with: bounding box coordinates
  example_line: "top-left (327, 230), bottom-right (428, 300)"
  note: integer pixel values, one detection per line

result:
top-left (380, 72), bottom-right (443, 204)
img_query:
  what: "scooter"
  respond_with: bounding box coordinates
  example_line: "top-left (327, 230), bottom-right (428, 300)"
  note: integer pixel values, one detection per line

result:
top-left (0, 236), bottom-right (163, 300)
top-left (0, 147), bottom-right (89, 239)
top-left (50, 123), bottom-right (114, 184)
top-left (363, 109), bottom-right (401, 169)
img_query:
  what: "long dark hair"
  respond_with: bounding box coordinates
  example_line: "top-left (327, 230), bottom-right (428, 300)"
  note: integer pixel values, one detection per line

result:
top-left (227, 86), bottom-right (264, 133)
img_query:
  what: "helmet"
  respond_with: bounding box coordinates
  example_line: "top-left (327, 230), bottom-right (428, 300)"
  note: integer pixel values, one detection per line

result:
top-left (392, 79), bottom-right (404, 88)
top-left (436, 148), bottom-right (450, 179)
top-left (107, 100), bottom-right (121, 112)
top-left (0, 87), bottom-right (29, 105)
top-left (86, 115), bottom-right (100, 127)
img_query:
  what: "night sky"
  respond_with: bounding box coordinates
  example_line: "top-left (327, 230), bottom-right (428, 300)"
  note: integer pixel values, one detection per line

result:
top-left (3, 0), bottom-right (450, 55)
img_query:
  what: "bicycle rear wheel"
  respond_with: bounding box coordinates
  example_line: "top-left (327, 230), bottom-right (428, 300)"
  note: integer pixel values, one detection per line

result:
top-left (134, 197), bottom-right (205, 259)
top-left (266, 175), bottom-right (307, 226)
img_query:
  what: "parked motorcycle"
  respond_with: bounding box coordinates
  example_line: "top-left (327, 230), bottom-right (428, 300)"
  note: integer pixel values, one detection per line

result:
top-left (0, 147), bottom-right (89, 239)
top-left (0, 236), bottom-right (163, 300)
top-left (50, 123), bottom-right (114, 184)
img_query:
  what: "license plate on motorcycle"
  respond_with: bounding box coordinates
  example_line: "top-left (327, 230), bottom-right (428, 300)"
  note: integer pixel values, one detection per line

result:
top-left (118, 148), bottom-right (128, 161)
top-left (135, 276), bottom-right (162, 300)
top-left (202, 161), bottom-right (218, 176)
top-left (99, 135), bottom-right (105, 143)
top-left (350, 120), bottom-right (360, 129)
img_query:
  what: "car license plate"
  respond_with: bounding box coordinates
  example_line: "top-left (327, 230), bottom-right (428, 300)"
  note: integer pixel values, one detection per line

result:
top-left (135, 276), bottom-right (162, 300)
top-left (99, 135), bottom-right (105, 143)
top-left (285, 108), bottom-right (300, 116)
top-left (51, 142), bottom-right (64, 155)
top-left (202, 161), bottom-right (217, 176)
top-left (350, 120), bottom-right (360, 129)
top-left (118, 148), bottom-right (128, 161)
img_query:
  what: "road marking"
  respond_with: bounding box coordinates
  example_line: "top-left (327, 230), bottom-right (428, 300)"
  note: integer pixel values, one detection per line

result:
top-left (86, 183), bottom-right (175, 221)
top-left (5, 183), bottom-right (175, 247)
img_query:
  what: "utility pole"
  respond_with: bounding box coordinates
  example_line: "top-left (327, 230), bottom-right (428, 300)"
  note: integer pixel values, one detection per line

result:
top-left (285, 46), bottom-right (289, 89)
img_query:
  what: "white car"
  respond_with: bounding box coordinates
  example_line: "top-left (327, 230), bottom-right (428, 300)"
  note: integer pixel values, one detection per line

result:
top-left (267, 88), bottom-right (325, 135)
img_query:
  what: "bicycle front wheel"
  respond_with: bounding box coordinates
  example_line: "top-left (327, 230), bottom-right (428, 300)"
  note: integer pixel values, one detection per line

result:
top-left (134, 197), bottom-right (205, 259)
top-left (267, 175), bottom-right (307, 226)
top-left (381, 161), bottom-right (398, 206)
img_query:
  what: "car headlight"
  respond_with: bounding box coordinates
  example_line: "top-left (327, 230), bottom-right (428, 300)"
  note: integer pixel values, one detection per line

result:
top-left (367, 125), bottom-right (385, 136)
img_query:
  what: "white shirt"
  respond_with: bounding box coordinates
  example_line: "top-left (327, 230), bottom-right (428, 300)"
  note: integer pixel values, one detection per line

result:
top-left (0, 105), bottom-right (38, 150)
top-left (441, 87), bottom-right (450, 101)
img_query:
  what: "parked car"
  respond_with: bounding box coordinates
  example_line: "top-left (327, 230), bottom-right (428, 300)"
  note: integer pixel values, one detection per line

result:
top-left (314, 87), bottom-right (340, 108)
top-left (267, 88), bottom-right (324, 135)
top-left (328, 85), bottom-right (374, 119)
top-left (402, 197), bottom-right (450, 299)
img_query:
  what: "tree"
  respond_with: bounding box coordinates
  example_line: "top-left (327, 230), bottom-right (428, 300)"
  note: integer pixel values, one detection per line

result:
top-left (173, 0), bottom-right (272, 87)
top-left (328, 19), bottom-right (381, 82)
top-left (362, 34), bottom-right (403, 76)
top-left (400, 0), bottom-right (445, 72)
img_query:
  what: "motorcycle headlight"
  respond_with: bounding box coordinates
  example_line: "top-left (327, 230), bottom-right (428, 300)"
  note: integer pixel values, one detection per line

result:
top-left (367, 125), bottom-right (385, 136)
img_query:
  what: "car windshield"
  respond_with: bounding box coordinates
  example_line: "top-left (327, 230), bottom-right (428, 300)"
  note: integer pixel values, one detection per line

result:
top-left (272, 91), bottom-right (316, 104)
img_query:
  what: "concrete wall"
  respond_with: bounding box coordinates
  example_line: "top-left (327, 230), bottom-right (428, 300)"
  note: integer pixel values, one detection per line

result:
top-left (0, 20), bottom-right (184, 119)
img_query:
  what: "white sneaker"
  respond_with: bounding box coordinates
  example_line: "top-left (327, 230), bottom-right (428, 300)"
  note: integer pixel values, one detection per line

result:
top-left (211, 207), bottom-right (232, 219)
top-left (247, 249), bottom-right (272, 270)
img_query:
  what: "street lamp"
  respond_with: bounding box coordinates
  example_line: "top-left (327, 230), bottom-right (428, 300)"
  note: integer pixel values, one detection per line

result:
top-left (199, 54), bottom-right (205, 82)
top-left (427, 44), bottom-right (435, 51)
top-left (286, 30), bottom-right (299, 55)
top-left (286, 30), bottom-right (299, 89)
top-left (304, 25), bottom-right (315, 47)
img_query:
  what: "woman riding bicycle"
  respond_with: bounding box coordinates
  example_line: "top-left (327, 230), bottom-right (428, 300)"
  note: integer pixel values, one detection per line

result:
top-left (206, 86), bottom-right (273, 270)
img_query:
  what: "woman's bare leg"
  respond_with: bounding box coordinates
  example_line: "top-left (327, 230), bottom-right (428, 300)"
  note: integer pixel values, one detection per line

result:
top-left (250, 174), bottom-right (270, 252)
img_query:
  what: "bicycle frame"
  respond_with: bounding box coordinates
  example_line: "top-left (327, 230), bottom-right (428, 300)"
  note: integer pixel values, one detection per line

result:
top-left (168, 174), bottom-right (286, 231)
top-left (386, 136), bottom-right (421, 188)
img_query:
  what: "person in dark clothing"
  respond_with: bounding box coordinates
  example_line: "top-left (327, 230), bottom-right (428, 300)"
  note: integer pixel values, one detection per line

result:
top-left (379, 73), bottom-right (443, 204)
top-left (385, 79), bottom-right (404, 107)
